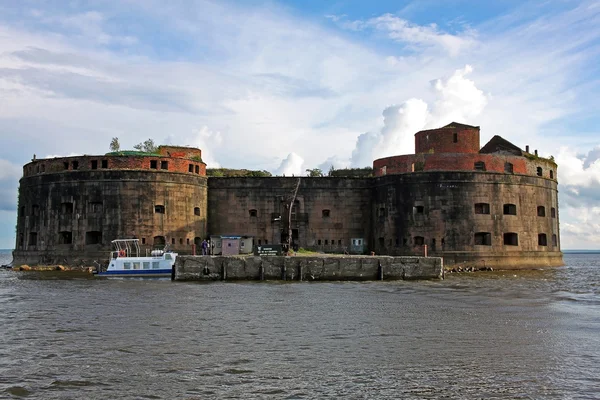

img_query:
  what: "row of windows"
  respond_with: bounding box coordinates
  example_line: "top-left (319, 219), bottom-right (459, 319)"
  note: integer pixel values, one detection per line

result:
top-left (475, 203), bottom-right (556, 217)
top-left (474, 232), bottom-right (558, 247)
top-left (21, 202), bottom-right (202, 217)
top-left (29, 159), bottom-right (202, 174)
top-left (20, 231), bottom-right (102, 247)
top-left (155, 205), bottom-right (201, 216)
top-left (123, 261), bottom-right (161, 270)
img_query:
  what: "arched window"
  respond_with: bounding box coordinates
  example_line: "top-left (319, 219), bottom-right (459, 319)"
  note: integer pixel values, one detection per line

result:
top-left (538, 234), bottom-right (547, 246)
top-left (537, 167), bottom-right (543, 177)
top-left (503, 204), bottom-right (517, 215)
top-left (474, 232), bottom-right (492, 246)
top-left (537, 206), bottom-right (546, 217)
top-left (504, 162), bottom-right (514, 173)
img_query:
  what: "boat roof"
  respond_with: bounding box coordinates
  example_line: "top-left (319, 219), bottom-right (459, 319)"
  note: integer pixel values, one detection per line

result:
top-left (111, 239), bottom-right (140, 243)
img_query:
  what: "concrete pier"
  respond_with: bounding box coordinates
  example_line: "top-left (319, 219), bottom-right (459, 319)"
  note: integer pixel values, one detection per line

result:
top-left (173, 255), bottom-right (443, 281)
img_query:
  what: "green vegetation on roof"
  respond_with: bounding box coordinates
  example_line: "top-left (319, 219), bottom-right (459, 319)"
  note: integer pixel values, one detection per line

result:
top-left (207, 168), bottom-right (272, 177)
top-left (328, 167), bottom-right (374, 177)
top-left (105, 151), bottom-right (160, 156)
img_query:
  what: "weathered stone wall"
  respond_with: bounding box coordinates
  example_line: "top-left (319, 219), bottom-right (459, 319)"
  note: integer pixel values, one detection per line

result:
top-left (207, 177), bottom-right (372, 253)
top-left (174, 255), bottom-right (444, 281)
top-left (415, 125), bottom-right (480, 154)
top-left (371, 171), bottom-right (562, 268)
top-left (14, 170), bottom-right (207, 266)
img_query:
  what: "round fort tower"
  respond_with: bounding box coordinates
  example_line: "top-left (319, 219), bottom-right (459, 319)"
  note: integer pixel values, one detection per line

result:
top-left (13, 146), bottom-right (207, 266)
top-left (372, 122), bottom-right (563, 268)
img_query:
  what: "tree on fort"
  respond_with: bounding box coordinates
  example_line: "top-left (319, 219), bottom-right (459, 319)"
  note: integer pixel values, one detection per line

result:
top-left (133, 139), bottom-right (158, 153)
top-left (109, 137), bottom-right (120, 152)
top-left (306, 168), bottom-right (323, 177)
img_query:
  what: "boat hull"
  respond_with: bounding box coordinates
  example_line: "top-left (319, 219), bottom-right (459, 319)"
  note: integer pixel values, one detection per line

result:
top-left (96, 268), bottom-right (172, 277)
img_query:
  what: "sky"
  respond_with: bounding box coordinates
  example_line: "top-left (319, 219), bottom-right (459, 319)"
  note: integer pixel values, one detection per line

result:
top-left (0, 0), bottom-right (599, 249)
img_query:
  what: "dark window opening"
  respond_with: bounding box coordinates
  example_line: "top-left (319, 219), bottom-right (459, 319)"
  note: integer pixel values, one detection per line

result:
top-left (171, 238), bottom-right (175, 245)
top-left (552, 234), bottom-right (558, 246)
top-left (538, 233), bottom-right (547, 246)
top-left (322, 209), bottom-right (330, 218)
top-left (537, 167), bottom-right (543, 177)
top-left (503, 204), bottom-right (517, 215)
top-left (153, 236), bottom-right (165, 246)
top-left (31, 204), bottom-right (39, 216)
top-left (59, 231), bottom-right (72, 244)
top-left (474, 203), bottom-right (490, 214)
top-left (474, 232), bottom-right (492, 246)
top-left (63, 162), bottom-right (69, 170)
top-left (265, 239), bottom-right (268, 244)
top-left (431, 238), bottom-right (436, 251)
top-left (189, 164), bottom-right (194, 172)
top-left (474, 161), bottom-right (486, 171)
top-left (142, 238), bottom-right (146, 244)
top-left (186, 238), bottom-right (190, 245)
top-left (91, 160), bottom-right (98, 169)
top-left (195, 165), bottom-right (200, 174)
top-left (101, 159), bottom-right (108, 168)
top-left (179, 238), bottom-right (183, 244)
top-left (325, 240), bottom-right (328, 245)
top-left (85, 231), bottom-right (102, 245)
top-left (453, 133), bottom-right (458, 143)
top-left (318, 239), bottom-right (322, 245)
top-left (161, 161), bottom-right (168, 170)
top-left (378, 207), bottom-right (385, 217)
top-left (551, 207), bottom-right (556, 218)
top-left (258, 239), bottom-right (262, 245)
top-left (249, 209), bottom-right (258, 217)
top-left (550, 170), bottom-right (554, 179)
top-left (414, 205), bottom-right (424, 214)
top-left (378, 237), bottom-right (385, 247)
top-left (150, 160), bottom-right (158, 169)
top-left (503, 232), bottom-right (519, 246)
top-left (338, 240), bottom-right (342, 245)
top-left (72, 161), bottom-right (79, 170)
top-left (28, 232), bottom-right (38, 246)
top-left (537, 206), bottom-right (546, 217)
top-left (61, 202), bottom-right (74, 214)
top-left (505, 162), bottom-right (514, 173)
top-left (194, 207), bottom-right (201, 216)
top-left (403, 238), bottom-right (408, 246)
top-left (88, 201), bottom-right (103, 213)
top-left (155, 205), bottom-right (165, 214)
top-left (414, 236), bottom-right (424, 246)
top-left (41, 164), bottom-right (45, 173)
top-left (395, 238), bottom-right (399, 246)
top-left (20, 206), bottom-right (25, 217)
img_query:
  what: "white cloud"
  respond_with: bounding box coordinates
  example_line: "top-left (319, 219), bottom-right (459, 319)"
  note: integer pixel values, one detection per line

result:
top-left (275, 153), bottom-right (304, 176)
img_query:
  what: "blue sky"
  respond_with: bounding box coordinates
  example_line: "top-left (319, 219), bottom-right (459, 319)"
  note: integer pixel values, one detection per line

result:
top-left (0, 0), bottom-right (599, 249)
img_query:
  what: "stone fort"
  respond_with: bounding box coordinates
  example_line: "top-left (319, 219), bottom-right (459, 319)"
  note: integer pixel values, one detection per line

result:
top-left (13, 123), bottom-right (563, 269)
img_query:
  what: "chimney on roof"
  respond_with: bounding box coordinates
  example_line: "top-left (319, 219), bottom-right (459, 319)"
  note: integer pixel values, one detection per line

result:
top-left (525, 145), bottom-right (529, 153)
top-left (535, 150), bottom-right (538, 156)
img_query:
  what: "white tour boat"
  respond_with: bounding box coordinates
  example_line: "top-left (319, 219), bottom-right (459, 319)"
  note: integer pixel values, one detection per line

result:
top-left (95, 239), bottom-right (177, 277)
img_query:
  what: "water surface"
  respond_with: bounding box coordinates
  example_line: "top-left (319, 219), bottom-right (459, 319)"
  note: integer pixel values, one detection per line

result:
top-left (0, 252), bottom-right (598, 399)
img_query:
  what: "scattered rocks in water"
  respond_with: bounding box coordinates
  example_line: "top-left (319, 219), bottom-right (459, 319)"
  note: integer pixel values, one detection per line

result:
top-left (447, 266), bottom-right (494, 273)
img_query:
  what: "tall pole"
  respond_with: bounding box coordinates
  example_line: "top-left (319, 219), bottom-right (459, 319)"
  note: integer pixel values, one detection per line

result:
top-left (287, 178), bottom-right (301, 254)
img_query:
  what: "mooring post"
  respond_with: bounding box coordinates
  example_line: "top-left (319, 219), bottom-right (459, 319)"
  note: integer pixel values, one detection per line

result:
top-left (298, 264), bottom-right (303, 281)
top-left (192, 244), bottom-right (196, 256)
top-left (281, 264), bottom-right (286, 281)
top-left (259, 264), bottom-right (265, 281)
top-left (378, 261), bottom-right (384, 281)
top-left (424, 245), bottom-right (428, 258)
top-left (221, 263), bottom-right (226, 281)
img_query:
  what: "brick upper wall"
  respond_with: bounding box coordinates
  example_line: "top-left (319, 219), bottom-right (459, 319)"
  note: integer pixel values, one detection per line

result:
top-left (415, 126), bottom-right (480, 154)
top-left (22, 152), bottom-right (207, 178)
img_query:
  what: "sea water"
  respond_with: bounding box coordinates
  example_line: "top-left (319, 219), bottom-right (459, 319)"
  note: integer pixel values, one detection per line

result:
top-left (0, 252), bottom-right (598, 399)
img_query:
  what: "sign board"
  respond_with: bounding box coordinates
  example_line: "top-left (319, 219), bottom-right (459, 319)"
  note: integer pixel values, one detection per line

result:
top-left (254, 244), bottom-right (283, 256)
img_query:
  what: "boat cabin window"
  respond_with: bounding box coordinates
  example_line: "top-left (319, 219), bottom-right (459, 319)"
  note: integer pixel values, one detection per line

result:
top-left (152, 262), bottom-right (159, 269)
top-left (165, 254), bottom-right (172, 260)
top-left (143, 262), bottom-right (150, 269)
top-left (133, 262), bottom-right (140, 270)
top-left (123, 262), bottom-right (131, 270)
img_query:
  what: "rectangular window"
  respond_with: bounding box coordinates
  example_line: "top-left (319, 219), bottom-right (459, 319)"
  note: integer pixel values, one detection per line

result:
top-left (150, 160), bottom-right (158, 169)
top-left (503, 232), bottom-right (518, 246)
top-left (504, 162), bottom-right (514, 173)
top-left (133, 262), bottom-right (140, 270)
top-left (59, 231), bottom-right (72, 244)
top-left (171, 238), bottom-right (175, 244)
top-left (142, 237), bottom-right (146, 244)
top-left (414, 206), bottom-right (424, 214)
top-left (538, 233), bottom-right (547, 246)
top-left (101, 159), bottom-right (108, 168)
top-left (63, 162), bottom-right (69, 170)
top-left (249, 209), bottom-right (257, 217)
top-left (474, 203), bottom-right (490, 214)
top-left (88, 201), bottom-right (103, 213)
top-left (503, 204), bottom-right (517, 215)
top-left (325, 239), bottom-right (329, 245)
top-left (453, 133), bottom-right (458, 143)
top-left (318, 239), bottom-right (322, 245)
top-left (474, 232), bottom-right (492, 246)
top-left (61, 202), bottom-right (74, 214)
top-left (72, 161), bottom-right (79, 170)
top-left (194, 207), bottom-right (201, 216)
top-left (537, 206), bottom-right (546, 217)
top-left (85, 231), bottom-right (102, 245)
top-left (155, 205), bottom-right (165, 214)
top-left (143, 262), bottom-right (150, 269)
top-left (195, 165), bottom-right (200, 174)
top-left (189, 164), bottom-right (194, 173)
top-left (322, 209), bottom-right (330, 217)
top-left (161, 161), bottom-right (168, 170)
top-left (152, 262), bottom-right (160, 269)
top-left (474, 161), bottom-right (486, 171)
top-left (29, 232), bottom-right (38, 246)
top-left (379, 207), bottom-right (386, 217)
top-left (123, 262), bottom-right (131, 270)
top-left (338, 240), bottom-right (342, 245)
top-left (537, 167), bottom-right (543, 177)
top-left (91, 160), bottom-right (98, 169)
top-left (414, 236), bottom-right (424, 246)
